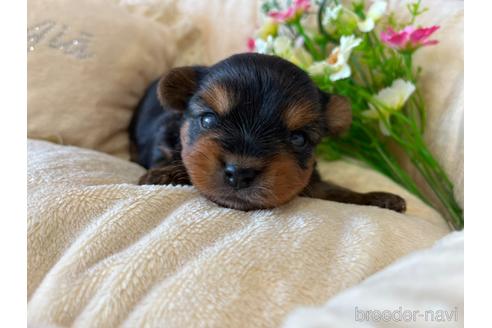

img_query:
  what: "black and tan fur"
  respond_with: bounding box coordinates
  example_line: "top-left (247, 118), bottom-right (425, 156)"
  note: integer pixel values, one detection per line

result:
top-left (130, 53), bottom-right (405, 212)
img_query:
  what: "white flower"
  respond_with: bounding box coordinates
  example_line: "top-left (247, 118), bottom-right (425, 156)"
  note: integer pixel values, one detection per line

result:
top-left (307, 35), bottom-right (362, 81)
top-left (294, 36), bottom-right (304, 48)
top-left (307, 61), bottom-right (328, 76)
top-left (373, 79), bottom-right (416, 111)
top-left (273, 35), bottom-right (292, 56)
top-left (333, 36), bottom-right (362, 75)
top-left (272, 35), bottom-right (313, 68)
top-left (322, 4), bottom-right (342, 25)
top-left (363, 79), bottom-right (416, 135)
top-left (255, 35), bottom-right (274, 54)
top-left (358, 0), bottom-right (387, 32)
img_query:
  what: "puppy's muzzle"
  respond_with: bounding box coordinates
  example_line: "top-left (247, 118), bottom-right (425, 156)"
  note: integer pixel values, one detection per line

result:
top-left (224, 164), bottom-right (259, 190)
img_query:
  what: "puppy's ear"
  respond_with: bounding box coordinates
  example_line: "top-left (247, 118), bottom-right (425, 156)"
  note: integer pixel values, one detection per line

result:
top-left (157, 66), bottom-right (208, 111)
top-left (319, 90), bottom-right (352, 136)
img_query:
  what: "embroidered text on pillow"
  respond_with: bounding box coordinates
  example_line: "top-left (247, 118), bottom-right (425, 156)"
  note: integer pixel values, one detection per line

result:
top-left (27, 20), bottom-right (93, 59)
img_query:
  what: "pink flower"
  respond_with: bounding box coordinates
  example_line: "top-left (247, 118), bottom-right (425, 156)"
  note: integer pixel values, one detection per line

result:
top-left (247, 38), bottom-right (256, 52)
top-left (268, 0), bottom-right (310, 23)
top-left (380, 25), bottom-right (440, 52)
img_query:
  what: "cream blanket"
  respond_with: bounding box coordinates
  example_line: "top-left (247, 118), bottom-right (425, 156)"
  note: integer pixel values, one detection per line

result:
top-left (284, 231), bottom-right (464, 327)
top-left (28, 139), bottom-right (449, 327)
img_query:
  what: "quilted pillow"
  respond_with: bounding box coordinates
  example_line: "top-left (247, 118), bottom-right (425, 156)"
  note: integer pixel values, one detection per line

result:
top-left (27, 0), bottom-right (178, 158)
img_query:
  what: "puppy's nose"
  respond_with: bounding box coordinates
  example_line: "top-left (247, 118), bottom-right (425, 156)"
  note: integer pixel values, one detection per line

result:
top-left (224, 164), bottom-right (258, 189)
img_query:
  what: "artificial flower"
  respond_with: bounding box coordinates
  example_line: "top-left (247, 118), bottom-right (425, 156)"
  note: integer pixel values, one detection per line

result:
top-left (380, 25), bottom-right (440, 52)
top-left (363, 79), bottom-right (416, 135)
top-left (307, 35), bottom-right (361, 81)
top-left (257, 18), bottom-right (279, 40)
top-left (273, 35), bottom-right (313, 68)
top-left (247, 38), bottom-right (256, 52)
top-left (321, 5), bottom-right (359, 36)
top-left (247, 1), bottom-right (462, 227)
top-left (322, 3), bottom-right (342, 26)
top-left (290, 47), bottom-right (313, 68)
top-left (248, 35), bottom-right (275, 54)
top-left (273, 35), bottom-right (291, 55)
top-left (268, 0), bottom-right (310, 23)
top-left (357, 0), bottom-right (387, 32)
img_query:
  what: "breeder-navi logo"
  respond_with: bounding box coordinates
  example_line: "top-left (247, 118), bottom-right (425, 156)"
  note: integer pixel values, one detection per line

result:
top-left (355, 306), bottom-right (459, 323)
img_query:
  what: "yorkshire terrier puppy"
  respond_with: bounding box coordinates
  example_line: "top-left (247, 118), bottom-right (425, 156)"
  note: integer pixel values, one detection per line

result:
top-left (129, 53), bottom-right (406, 212)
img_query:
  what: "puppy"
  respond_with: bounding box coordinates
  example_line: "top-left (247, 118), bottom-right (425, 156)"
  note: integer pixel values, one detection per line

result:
top-left (129, 53), bottom-right (406, 212)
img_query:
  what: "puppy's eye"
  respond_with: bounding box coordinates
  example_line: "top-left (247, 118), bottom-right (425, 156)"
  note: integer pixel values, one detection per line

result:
top-left (200, 113), bottom-right (218, 129)
top-left (290, 131), bottom-right (307, 147)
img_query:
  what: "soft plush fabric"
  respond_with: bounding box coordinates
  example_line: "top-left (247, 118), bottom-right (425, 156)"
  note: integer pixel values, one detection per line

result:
top-left (117, 0), bottom-right (261, 66)
top-left (27, 0), bottom-right (177, 158)
top-left (27, 139), bottom-right (449, 327)
top-left (284, 231), bottom-right (463, 327)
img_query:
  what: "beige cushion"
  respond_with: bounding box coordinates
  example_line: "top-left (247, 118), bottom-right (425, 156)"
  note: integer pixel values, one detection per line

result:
top-left (27, 0), bottom-right (177, 158)
top-left (27, 139), bottom-right (449, 327)
top-left (117, 0), bottom-right (261, 65)
top-left (284, 231), bottom-right (464, 327)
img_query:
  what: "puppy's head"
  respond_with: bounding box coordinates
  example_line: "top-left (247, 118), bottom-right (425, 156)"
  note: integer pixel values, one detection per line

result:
top-left (158, 53), bottom-right (351, 210)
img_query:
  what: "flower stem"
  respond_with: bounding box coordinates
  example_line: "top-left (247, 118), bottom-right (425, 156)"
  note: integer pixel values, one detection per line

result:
top-left (292, 19), bottom-right (323, 60)
top-left (391, 113), bottom-right (464, 228)
top-left (317, 0), bottom-right (339, 46)
top-left (351, 56), bottom-right (374, 91)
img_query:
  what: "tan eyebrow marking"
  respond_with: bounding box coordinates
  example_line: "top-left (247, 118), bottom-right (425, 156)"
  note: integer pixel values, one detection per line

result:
top-left (201, 83), bottom-right (235, 115)
top-left (283, 100), bottom-right (320, 130)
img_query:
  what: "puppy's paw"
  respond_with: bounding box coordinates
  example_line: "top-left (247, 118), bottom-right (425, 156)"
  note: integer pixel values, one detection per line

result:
top-left (362, 192), bottom-right (406, 213)
top-left (138, 164), bottom-right (190, 186)
top-left (138, 170), bottom-right (171, 185)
